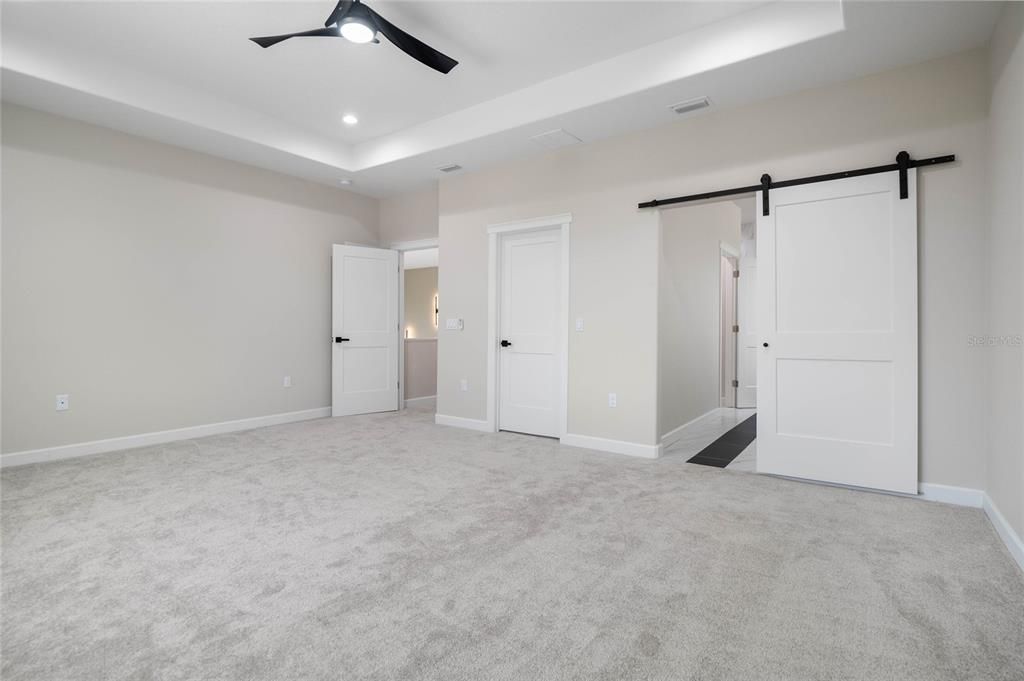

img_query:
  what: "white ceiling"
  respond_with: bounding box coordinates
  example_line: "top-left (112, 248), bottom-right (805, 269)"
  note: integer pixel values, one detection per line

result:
top-left (1, 1), bottom-right (1003, 197)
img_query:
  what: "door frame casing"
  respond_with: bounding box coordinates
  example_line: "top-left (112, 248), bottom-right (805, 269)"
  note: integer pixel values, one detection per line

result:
top-left (485, 214), bottom-right (571, 437)
top-left (719, 242), bottom-right (740, 408)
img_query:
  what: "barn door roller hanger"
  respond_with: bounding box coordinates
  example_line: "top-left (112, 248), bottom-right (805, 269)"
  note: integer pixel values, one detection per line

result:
top-left (638, 151), bottom-right (956, 215)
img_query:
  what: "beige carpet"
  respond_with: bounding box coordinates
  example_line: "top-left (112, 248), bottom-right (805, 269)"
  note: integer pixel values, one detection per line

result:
top-left (3, 404), bottom-right (1023, 680)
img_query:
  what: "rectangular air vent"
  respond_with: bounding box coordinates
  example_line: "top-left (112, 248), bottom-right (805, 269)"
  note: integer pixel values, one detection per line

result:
top-left (437, 163), bottom-right (463, 173)
top-left (669, 96), bottom-right (711, 116)
top-left (529, 128), bottom-right (583, 151)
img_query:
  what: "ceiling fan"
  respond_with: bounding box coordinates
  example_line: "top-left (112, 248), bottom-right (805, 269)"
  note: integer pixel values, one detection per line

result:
top-left (250, 0), bottom-right (458, 74)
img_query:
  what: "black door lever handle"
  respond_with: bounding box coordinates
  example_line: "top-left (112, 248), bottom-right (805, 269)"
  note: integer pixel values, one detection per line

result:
top-left (500, 339), bottom-right (512, 347)
top-left (335, 337), bottom-right (350, 343)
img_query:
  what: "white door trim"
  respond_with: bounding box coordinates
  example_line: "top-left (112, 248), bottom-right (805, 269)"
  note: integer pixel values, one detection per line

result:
top-left (486, 214), bottom-right (571, 437)
top-left (719, 242), bottom-right (739, 408)
top-left (390, 237), bottom-right (439, 251)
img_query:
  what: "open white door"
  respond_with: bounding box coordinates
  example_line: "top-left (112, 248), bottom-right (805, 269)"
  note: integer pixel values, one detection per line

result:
top-left (736, 255), bottom-right (758, 408)
top-left (756, 170), bottom-right (918, 494)
top-left (332, 244), bottom-right (399, 417)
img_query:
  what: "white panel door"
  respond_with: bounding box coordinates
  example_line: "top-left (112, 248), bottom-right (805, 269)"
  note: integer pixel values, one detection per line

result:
top-left (756, 170), bottom-right (918, 493)
top-left (736, 256), bottom-right (758, 408)
top-left (498, 229), bottom-right (561, 437)
top-left (332, 244), bottom-right (399, 417)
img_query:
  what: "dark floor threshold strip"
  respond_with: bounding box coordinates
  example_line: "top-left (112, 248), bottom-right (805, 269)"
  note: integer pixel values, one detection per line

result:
top-left (687, 414), bottom-right (756, 468)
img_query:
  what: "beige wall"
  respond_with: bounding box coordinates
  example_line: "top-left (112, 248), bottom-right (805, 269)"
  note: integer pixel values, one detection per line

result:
top-left (986, 4), bottom-right (1024, 538)
top-left (1, 104), bottom-right (379, 453)
top-left (404, 340), bottom-right (437, 400)
top-left (438, 49), bottom-right (992, 490)
top-left (380, 186), bottom-right (439, 245)
top-left (659, 202), bottom-right (741, 437)
top-left (404, 267), bottom-right (438, 339)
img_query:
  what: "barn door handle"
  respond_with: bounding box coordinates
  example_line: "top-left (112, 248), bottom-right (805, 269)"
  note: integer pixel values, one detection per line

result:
top-left (335, 337), bottom-right (350, 343)
top-left (500, 340), bottom-right (512, 347)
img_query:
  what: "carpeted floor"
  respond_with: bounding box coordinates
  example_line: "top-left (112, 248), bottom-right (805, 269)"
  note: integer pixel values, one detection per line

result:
top-left (3, 404), bottom-right (1023, 681)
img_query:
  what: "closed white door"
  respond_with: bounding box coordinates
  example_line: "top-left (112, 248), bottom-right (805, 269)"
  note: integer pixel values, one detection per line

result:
top-left (498, 229), bottom-right (562, 437)
top-left (736, 256), bottom-right (758, 408)
top-left (756, 170), bottom-right (918, 494)
top-left (332, 244), bottom-right (399, 417)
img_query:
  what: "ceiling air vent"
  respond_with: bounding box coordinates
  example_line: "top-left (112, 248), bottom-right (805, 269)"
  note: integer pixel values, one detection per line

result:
top-left (436, 163), bottom-right (463, 173)
top-left (669, 96), bottom-right (711, 116)
top-left (529, 128), bottom-right (583, 151)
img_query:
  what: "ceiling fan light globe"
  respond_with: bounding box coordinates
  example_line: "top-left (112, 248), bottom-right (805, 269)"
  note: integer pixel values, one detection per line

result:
top-left (339, 19), bottom-right (375, 44)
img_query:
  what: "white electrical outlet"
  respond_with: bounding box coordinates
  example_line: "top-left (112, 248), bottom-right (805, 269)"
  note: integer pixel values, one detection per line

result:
top-left (575, 318), bottom-right (585, 332)
top-left (608, 392), bottom-right (617, 408)
top-left (283, 376), bottom-right (292, 388)
top-left (459, 379), bottom-right (469, 392)
top-left (56, 394), bottom-right (70, 411)
top-left (445, 318), bottom-right (464, 331)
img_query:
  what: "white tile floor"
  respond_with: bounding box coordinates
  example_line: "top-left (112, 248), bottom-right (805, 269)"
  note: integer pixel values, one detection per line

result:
top-left (661, 408), bottom-right (757, 470)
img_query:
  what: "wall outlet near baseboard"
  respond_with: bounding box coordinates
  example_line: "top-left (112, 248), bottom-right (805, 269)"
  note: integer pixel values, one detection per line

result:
top-left (56, 394), bottom-right (70, 411)
top-left (459, 378), bottom-right (469, 392)
top-left (608, 393), bottom-right (617, 408)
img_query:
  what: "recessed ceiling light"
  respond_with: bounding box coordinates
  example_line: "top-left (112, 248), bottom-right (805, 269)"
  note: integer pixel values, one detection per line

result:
top-left (339, 17), bottom-right (376, 44)
top-left (339, 179), bottom-right (353, 186)
top-left (342, 113), bottom-right (359, 126)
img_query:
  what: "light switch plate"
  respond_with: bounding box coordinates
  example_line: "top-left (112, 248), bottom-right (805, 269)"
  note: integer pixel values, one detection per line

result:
top-left (608, 393), bottom-right (617, 408)
top-left (283, 376), bottom-right (292, 388)
top-left (575, 318), bottom-right (585, 332)
top-left (445, 318), bottom-right (464, 331)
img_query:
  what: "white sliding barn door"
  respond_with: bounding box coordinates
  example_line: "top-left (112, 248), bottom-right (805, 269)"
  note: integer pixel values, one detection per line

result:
top-left (498, 229), bottom-right (562, 437)
top-left (756, 171), bottom-right (918, 494)
top-left (332, 244), bottom-right (399, 417)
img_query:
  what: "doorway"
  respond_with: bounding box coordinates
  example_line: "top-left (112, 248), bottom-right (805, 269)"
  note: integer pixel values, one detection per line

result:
top-left (658, 197), bottom-right (757, 468)
top-left (400, 246), bottom-right (438, 412)
top-left (486, 215), bottom-right (570, 439)
top-left (395, 239), bottom-right (440, 415)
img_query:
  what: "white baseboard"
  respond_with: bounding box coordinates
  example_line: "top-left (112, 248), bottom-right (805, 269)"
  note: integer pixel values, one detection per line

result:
top-left (434, 414), bottom-right (493, 432)
top-left (915, 483), bottom-right (1022, 573)
top-left (404, 395), bottom-right (437, 405)
top-left (1, 407), bottom-right (331, 468)
top-left (983, 493), bottom-right (1024, 573)
top-left (918, 482), bottom-right (984, 508)
top-left (561, 433), bottom-right (660, 459)
top-left (659, 408), bottom-right (725, 451)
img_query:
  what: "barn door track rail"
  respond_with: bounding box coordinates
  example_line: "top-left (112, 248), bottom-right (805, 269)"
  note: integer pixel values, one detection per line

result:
top-left (637, 151), bottom-right (956, 215)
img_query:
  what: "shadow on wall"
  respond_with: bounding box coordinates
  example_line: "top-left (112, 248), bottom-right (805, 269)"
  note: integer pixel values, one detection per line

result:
top-left (0, 104), bottom-right (378, 220)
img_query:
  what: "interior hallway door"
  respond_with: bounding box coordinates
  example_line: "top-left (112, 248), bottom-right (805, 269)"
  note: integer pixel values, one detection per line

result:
top-left (756, 170), bottom-right (918, 494)
top-left (497, 229), bottom-right (562, 437)
top-left (332, 244), bottom-right (399, 417)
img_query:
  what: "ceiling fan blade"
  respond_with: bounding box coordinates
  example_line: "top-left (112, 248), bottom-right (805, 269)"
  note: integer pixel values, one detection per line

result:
top-left (364, 5), bottom-right (458, 74)
top-left (324, 0), bottom-right (354, 27)
top-left (250, 27), bottom-right (339, 48)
